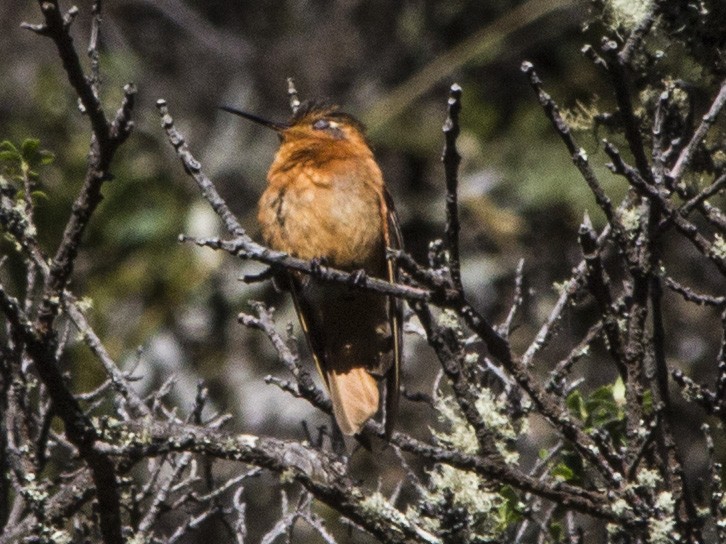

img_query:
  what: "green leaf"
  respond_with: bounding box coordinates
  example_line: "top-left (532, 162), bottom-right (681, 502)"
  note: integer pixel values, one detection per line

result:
top-left (496, 486), bottom-right (523, 527)
top-left (18, 139), bottom-right (53, 169)
top-left (0, 151), bottom-right (20, 164)
top-left (31, 190), bottom-right (49, 201)
top-left (21, 139), bottom-right (41, 162)
top-left (642, 389), bottom-right (653, 414)
top-left (549, 521), bottom-right (564, 541)
top-left (39, 150), bottom-right (55, 165)
top-left (589, 383), bottom-right (615, 402)
top-left (612, 376), bottom-right (626, 405)
top-left (566, 390), bottom-right (588, 421)
top-left (0, 140), bottom-right (19, 155)
top-left (551, 462), bottom-right (575, 482)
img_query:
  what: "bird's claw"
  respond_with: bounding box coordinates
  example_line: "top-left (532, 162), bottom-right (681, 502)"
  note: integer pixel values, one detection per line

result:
top-left (349, 269), bottom-right (367, 287)
top-left (310, 256), bottom-right (328, 277)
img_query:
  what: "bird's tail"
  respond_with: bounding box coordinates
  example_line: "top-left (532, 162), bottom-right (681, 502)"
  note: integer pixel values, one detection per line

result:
top-left (326, 366), bottom-right (379, 436)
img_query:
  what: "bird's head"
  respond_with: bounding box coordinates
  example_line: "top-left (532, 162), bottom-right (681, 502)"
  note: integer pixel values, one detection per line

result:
top-left (221, 101), bottom-right (371, 159)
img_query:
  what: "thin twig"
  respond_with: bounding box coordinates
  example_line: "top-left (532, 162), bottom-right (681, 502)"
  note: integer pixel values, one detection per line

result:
top-left (678, 172), bottom-right (726, 218)
top-left (87, 0), bottom-right (102, 98)
top-left (442, 83), bottom-right (463, 291)
top-left (578, 212), bottom-right (626, 378)
top-left (600, 38), bottom-right (652, 182)
top-left (605, 141), bottom-right (726, 275)
top-left (501, 258), bottom-right (525, 338)
top-left (669, 78), bottom-right (726, 185)
top-left (157, 99), bottom-right (245, 237)
top-left (664, 276), bottom-right (726, 307)
top-left (100, 420), bottom-right (442, 544)
top-left (522, 61), bottom-right (616, 225)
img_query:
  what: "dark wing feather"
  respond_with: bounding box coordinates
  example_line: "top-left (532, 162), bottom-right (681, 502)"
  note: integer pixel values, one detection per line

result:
top-left (287, 273), bottom-right (329, 388)
top-left (382, 188), bottom-right (403, 438)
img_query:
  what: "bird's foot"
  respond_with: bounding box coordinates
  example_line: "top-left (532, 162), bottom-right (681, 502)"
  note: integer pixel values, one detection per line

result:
top-left (310, 256), bottom-right (329, 278)
top-left (348, 268), bottom-right (367, 288)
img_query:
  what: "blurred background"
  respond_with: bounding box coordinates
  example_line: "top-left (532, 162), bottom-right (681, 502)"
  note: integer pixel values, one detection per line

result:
top-left (1, 0), bottom-right (725, 541)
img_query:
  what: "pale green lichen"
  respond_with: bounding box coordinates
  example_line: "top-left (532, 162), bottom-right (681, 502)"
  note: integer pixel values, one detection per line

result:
top-left (126, 533), bottom-right (148, 544)
top-left (49, 530), bottom-right (73, 544)
top-left (611, 498), bottom-right (630, 517)
top-left (636, 468), bottom-right (660, 490)
top-left (279, 468), bottom-right (296, 484)
top-left (361, 493), bottom-right (441, 544)
top-left (432, 394), bottom-right (479, 455)
top-left (607, 522), bottom-right (627, 540)
top-left (561, 100), bottom-right (601, 132)
top-left (649, 514), bottom-right (678, 543)
top-left (418, 465), bottom-right (507, 542)
top-left (603, 0), bottom-right (653, 32)
top-left (437, 309), bottom-right (460, 330)
top-left (464, 352), bottom-right (479, 365)
top-left (712, 234), bottom-right (726, 260)
top-left (648, 492), bottom-right (679, 543)
top-left (618, 206), bottom-right (642, 239)
top-left (420, 388), bottom-right (520, 541)
top-left (223, 436), bottom-right (238, 451)
top-left (22, 473), bottom-right (49, 506)
top-left (360, 492), bottom-right (406, 524)
top-left (432, 389), bottom-right (521, 463)
top-left (431, 466), bottom-right (503, 515)
top-left (237, 434), bottom-right (258, 448)
top-left (655, 491), bottom-right (675, 512)
top-left (617, 317), bottom-right (628, 333)
top-left (552, 280), bottom-right (570, 296)
top-left (76, 296), bottom-right (94, 312)
top-left (11, 200), bottom-right (36, 237)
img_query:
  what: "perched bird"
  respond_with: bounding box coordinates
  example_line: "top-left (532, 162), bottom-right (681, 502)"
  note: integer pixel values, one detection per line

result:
top-left (221, 101), bottom-right (402, 437)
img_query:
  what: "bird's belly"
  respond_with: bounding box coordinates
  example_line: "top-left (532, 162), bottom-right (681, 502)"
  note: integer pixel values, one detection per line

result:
top-left (259, 182), bottom-right (385, 271)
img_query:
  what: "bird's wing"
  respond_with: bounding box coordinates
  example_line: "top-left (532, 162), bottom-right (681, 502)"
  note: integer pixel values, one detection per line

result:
top-left (287, 273), bottom-right (329, 389)
top-left (381, 188), bottom-right (403, 438)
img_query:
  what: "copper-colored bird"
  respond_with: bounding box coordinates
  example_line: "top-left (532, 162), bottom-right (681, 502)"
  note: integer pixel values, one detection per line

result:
top-left (222, 101), bottom-right (402, 437)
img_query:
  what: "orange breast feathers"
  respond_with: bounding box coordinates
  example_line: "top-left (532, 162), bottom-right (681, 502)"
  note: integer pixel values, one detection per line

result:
top-left (258, 147), bottom-right (387, 273)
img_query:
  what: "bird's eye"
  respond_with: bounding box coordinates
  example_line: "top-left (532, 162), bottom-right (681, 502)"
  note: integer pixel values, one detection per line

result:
top-left (313, 119), bottom-right (330, 130)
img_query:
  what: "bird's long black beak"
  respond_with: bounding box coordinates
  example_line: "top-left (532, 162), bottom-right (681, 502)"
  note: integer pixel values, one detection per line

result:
top-left (219, 106), bottom-right (289, 132)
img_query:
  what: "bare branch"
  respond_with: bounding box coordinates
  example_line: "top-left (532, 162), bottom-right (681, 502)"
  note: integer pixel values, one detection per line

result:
top-left (522, 62), bottom-right (616, 226)
top-left (669, 78), bottom-right (726, 185)
top-left (604, 140), bottom-right (726, 275)
top-left (157, 99), bottom-right (245, 237)
top-left (100, 420), bottom-right (442, 544)
top-left (442, 83), bottom-right (463, 291)
top-left (501, 258), bottom-right (525, 338)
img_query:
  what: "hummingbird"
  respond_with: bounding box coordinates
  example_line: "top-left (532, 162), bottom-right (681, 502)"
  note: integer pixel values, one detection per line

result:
top-left (221, 101), bottom-right (402, 437)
